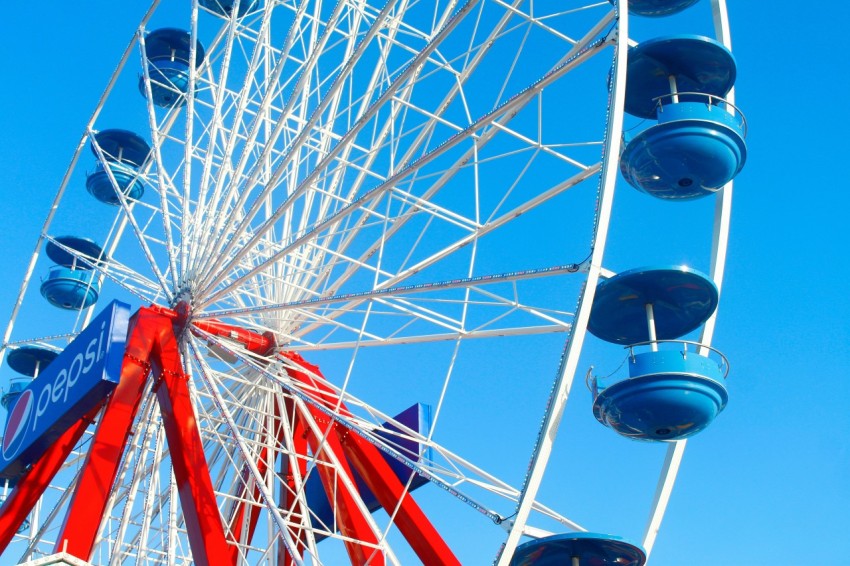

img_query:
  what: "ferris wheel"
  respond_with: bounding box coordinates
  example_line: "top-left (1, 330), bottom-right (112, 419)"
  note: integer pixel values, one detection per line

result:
top-left (0, 0), bottom-right (745, 564)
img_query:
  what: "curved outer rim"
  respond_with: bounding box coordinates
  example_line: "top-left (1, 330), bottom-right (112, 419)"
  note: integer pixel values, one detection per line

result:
top-left (641, 0), bottom-right (736, 557)
top-left (496, 4), bottom-right (629, 563)
top-left (0, 2), bottom-right (160, 366)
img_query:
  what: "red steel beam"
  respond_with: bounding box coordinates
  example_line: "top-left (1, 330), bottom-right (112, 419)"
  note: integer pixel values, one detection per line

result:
top-left (228, 398), bottom-right (284, 556)
top-left (282, 351), bottom-right (457, 565)
top-left (300, 406), bottom-right (384, 566)
top-left (339, 429), bottom-right (459, 565)
top-left (55, 308), bottom-right (160, 557)
top-left (3, 292), bottom-right (458, 563)
top-left (279, 397), bottom-right (309, 566)
top-left (54, 306), bottom-right (233, 564)
top-left (282, 354), bottom-right (384, 563)
top-left (191, 318), bottom-right (275, 355)
top-left (152, 310), bottom-right (234, 566)
top-left (281, 353), bottom-right (353, 418)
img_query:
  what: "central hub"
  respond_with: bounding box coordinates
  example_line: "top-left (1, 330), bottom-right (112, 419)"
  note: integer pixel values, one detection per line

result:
top-left (172, 299), bottom-right (193, 337)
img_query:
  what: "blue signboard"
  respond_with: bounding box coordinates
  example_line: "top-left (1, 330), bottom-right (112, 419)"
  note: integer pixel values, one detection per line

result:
top-left (0, 301), bottom-right (130, 479)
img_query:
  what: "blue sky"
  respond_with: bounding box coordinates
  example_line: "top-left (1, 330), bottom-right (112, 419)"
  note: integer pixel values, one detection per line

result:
top-left (0, 2), bottom-right (847, 565)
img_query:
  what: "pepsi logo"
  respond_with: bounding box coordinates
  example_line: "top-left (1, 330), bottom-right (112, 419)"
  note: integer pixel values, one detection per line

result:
top-left (3, 389), bottom-right (33, 460)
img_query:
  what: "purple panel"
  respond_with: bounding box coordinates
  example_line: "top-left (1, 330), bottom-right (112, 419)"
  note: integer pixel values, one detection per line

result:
top-left (305, 403), bottom-right (431, 538)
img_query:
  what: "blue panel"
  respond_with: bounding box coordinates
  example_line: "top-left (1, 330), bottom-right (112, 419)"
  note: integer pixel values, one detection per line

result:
top-left (138, 60), bottom-right (191, 107)
top-left (620, 102), bottom-right (747, 199)
top-left (139, 29), bottom-right (205, 107)
top-left (0, 301), bottom-right (130, 480)
top-left (45, 236), bottom-right (105, 269)
top-left (630, 348), bottom-right (723, 380)
top-left (304, 403), bottom-right (431, 539)
top-left (144, 28), bottom-right (206, 66)
top-left (613, 0), bottom-right (700, 17)
top-left (588, 266), bottom-right (718, 345)
top-left (200, 0), bottom-right (260, 17)
top-left (593, 351), bottom-right (728, 441)
top-left (40, 267), bottom-right (101, 310)
top-left (624, 35), bottom-right (737, 119)
top-left (91, 129), bottom-right (151, 167)
top-left (512, 532), bottom-right (646, 566)
top-left (86, 162), bottom-right (145, 205)
top-left (7, 346), bottom-right (59, 377)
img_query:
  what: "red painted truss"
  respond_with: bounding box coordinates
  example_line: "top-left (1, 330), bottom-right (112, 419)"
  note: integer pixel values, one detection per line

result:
top-left (0, 308), bottom-right (458, 565)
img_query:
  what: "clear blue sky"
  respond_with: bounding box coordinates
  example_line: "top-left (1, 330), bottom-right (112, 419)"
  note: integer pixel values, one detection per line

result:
top-left (0, 2), bottom-right (847, 565)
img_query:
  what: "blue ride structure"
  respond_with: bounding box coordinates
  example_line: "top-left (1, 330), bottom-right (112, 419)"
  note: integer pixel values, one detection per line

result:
top-left (85, 129), bottom-right (150, 205)
top-left (138, 28), bottom-right (206, 108)
top-left (612, 0), bottom-right (700, 17)
top-left (511, 532), bottom-right (646, 566)
top-left (588, 266), bottom-right (729, 441)
top-left (619, 34), bottom-right (747, 200)
top-left (0, 346), bottom-right (57, 412)
top-left (199, 0), bottom-right (260, 17)
top-left (39, 236), bottom-right (106, 311)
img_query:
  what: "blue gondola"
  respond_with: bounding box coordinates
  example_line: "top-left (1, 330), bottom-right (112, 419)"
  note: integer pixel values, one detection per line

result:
top-left (610, 0), bottom-right (700, 17)
top-left (6, 346), bottom-right (58, 378)
top-left (592, 345), bottom-right (729, 441)
top-left (86, 129), bottom-right (150, 205)
top-left (90, 129), bottom-right (151, 166)
top-left (200, 0), bottom-right (260, 17)
top-left (588, 266), bottom-right (718, 345)
top-left (511, 532), bottom-right (646, 566)
top-left (139, 28), bottom-right (206, 107)
top-left (40, 237), bottom-right (106, 311)
top-left (588, 266), bottom-right (729, 441)
top-left (2, 345), bottom-right (57, 411)
top-left (620, 36), bottom-right (747, 199)
top-left (1, 378), bottom-right (31, 412)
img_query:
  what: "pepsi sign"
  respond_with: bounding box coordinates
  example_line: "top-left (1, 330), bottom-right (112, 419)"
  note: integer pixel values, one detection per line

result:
top-left (0, 300), bottom-right (130, 479)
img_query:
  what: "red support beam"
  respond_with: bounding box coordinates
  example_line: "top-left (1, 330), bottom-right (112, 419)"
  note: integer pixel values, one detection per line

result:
top-left (281, 353), bottom-right (353, 417)
top-left (0, 406), bottom-right (99, 552)
top-left (152, 311), bottom-right (234, 566)
top-left (282, 351), bottom-right (457, 565)
top-left (3, 308), bottom-right (455, 564)
top-left (55, 309), bottom-right (159, 557)
top-left (300, 406), bottom-right (385, 566)
top-left (279, 398), bottom-right (309, 566)
top-left (52, 306), bottom-right (232, 564)
top-left (191, 318), bottom-right (275, 355)
top-left (339, 429), bottom-right (459, 566)
top-left (228, 399), bottom-right (284, 556)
